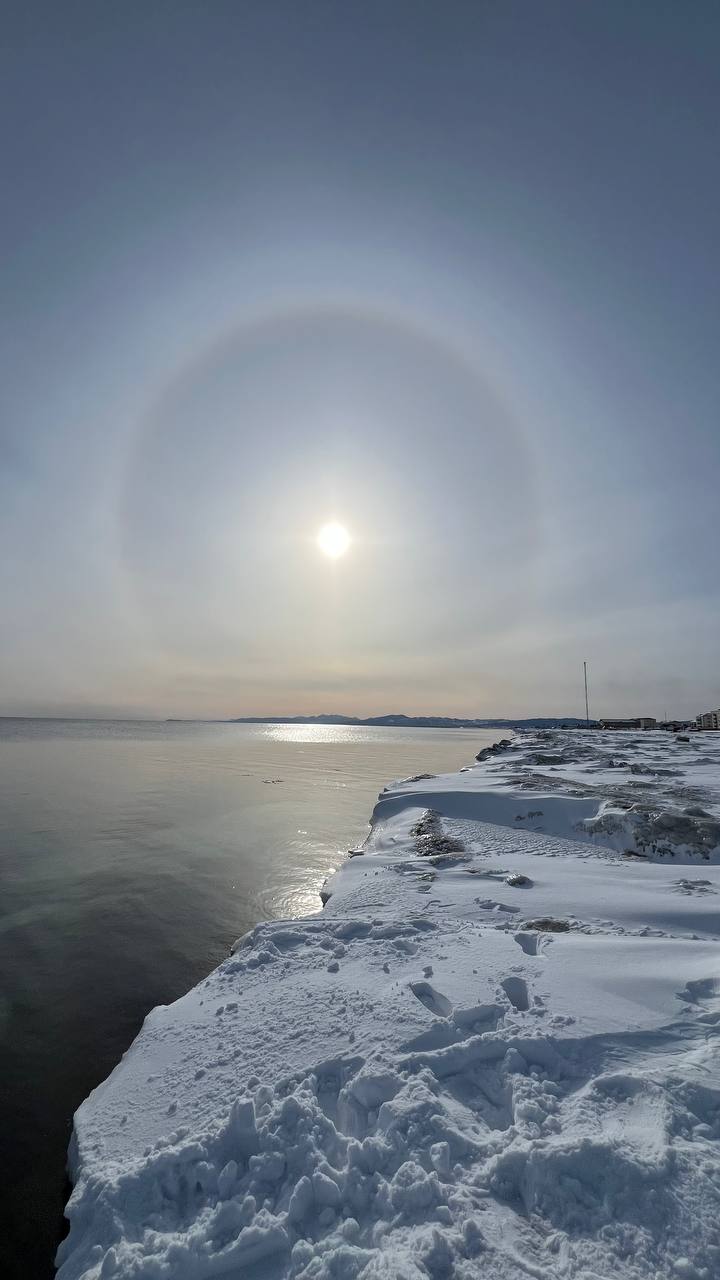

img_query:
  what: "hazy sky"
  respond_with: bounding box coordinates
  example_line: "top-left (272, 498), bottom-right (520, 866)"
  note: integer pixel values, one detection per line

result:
top-left (2, 1), bottom-right (719, 720)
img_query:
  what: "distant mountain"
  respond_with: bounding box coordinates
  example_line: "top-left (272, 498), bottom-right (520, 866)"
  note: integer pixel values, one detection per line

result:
top-left (228, 714), bottom-right (595, 729)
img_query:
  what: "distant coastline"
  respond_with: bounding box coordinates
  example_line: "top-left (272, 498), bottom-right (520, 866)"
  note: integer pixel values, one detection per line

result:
top-left (1, 714), bottom-right (594, 728)
top-left (225, 713), bottom-right (594, 729)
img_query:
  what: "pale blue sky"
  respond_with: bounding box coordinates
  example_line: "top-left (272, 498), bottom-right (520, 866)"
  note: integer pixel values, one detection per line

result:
top-left (2, 1), bottom-right (719, 719)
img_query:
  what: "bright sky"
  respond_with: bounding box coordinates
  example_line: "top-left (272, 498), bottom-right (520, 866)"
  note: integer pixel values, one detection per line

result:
top-left (2, 2), bottom-right (719, 720)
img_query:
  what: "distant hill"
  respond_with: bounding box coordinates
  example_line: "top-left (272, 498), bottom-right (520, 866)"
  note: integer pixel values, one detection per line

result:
top-left (228, 714), bottom-right (596, 729)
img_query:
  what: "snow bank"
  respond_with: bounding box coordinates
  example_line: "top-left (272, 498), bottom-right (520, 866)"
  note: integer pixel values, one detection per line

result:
top-left (57, 731), bottom-right (720, 1279)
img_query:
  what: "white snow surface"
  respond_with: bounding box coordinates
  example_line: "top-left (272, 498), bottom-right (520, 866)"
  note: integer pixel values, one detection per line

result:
top-left (57, 731), bottom-right (720, 1280)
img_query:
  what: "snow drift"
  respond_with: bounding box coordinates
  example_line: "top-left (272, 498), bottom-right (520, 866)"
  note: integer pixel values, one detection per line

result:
top-left (57, 730), bottom-right (720, 1279)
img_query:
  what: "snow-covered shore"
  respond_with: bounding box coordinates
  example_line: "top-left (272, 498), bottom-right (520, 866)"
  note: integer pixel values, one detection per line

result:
top-left (57, 730), bottom-right (720, 1279)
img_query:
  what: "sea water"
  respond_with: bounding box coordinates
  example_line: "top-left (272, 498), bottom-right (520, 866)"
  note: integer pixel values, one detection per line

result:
top-left (0, 718), bottom-right (501, 1278)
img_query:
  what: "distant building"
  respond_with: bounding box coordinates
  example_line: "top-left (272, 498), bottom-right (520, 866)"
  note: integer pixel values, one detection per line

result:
top-left (696, 710), bottom-right (720, 730)
top-left (599, 717), bottom-right (657, 730)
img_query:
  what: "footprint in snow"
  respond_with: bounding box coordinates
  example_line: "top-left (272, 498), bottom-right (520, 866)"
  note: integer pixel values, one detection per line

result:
top-left (409, 981), bottom-right (453, 1018)
top-left (393, 939), bottom-right (418, 955)
top-left (513, 931), bottom-right (555, 957)
top-left (514, 932), bottom-right (540, 956)
top-left (501, 976), bottom-right (530, 1012)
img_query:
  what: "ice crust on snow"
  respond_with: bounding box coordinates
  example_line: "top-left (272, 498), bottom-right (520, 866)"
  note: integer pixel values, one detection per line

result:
top-left (57, 731), bottom-right (720, 1279)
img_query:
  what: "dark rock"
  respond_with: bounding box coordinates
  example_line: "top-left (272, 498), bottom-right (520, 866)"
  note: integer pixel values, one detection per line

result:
top-left (523, 917), bottom-right (570, 932)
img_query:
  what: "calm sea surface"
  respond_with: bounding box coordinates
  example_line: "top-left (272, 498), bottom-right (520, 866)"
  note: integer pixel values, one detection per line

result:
top-left (0, 718), bottom-right (503, 1278)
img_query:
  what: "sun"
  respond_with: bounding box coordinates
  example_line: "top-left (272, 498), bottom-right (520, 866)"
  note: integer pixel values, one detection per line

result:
top-left (316, 521), bottom-right (351, 559)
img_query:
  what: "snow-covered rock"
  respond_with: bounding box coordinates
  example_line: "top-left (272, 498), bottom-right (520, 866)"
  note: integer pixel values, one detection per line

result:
top-left (57, 731), bottom-right (720, 1279)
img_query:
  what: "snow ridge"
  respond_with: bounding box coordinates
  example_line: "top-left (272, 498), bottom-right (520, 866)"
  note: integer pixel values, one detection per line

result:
top-left (57, 731), bottom-right (720, 1279)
